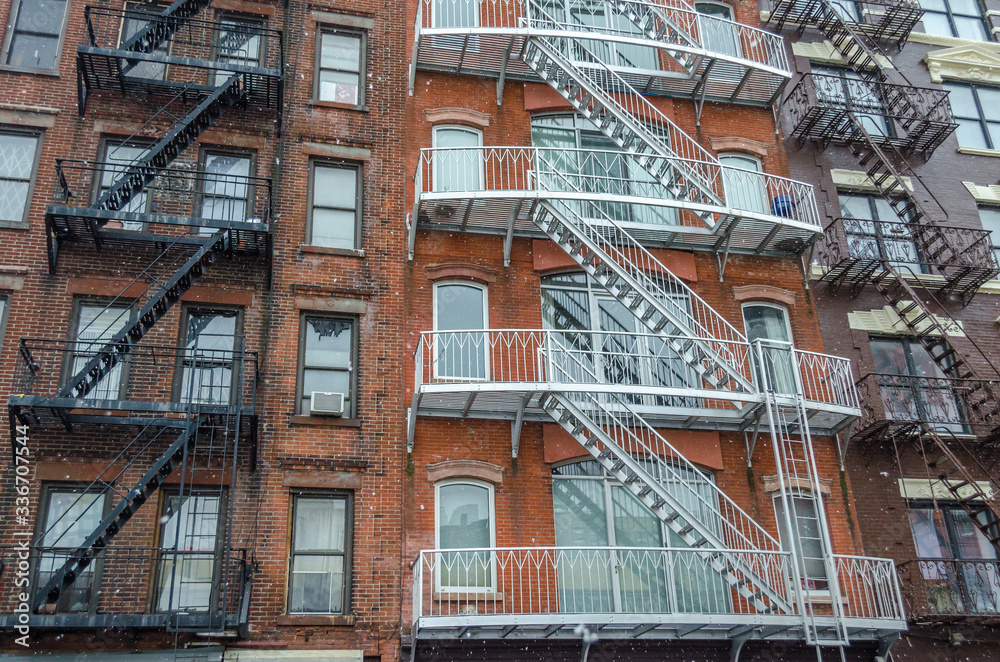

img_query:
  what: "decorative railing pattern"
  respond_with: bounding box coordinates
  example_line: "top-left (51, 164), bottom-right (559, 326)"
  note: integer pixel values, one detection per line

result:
top-left (854, 373), bottom-right (1000, 434)
top-left (898, 559), bottom-right (1000, 618)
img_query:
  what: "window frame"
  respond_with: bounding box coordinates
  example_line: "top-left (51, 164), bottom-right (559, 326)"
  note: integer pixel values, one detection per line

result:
top-left (120, 1), bottom-right (173, 81)
top-left (286, 489), bottom-right (355, 615)
top-left (0, 292), bottom-right (10, 356)
top-left (306, 159), bottom-right (364, 251)
top-left (977, 204), bottom-right (1000, 266)
top-left (0, 127), bottom-right (43, 228)
top-left (741, 302), bottom-right (794, 344)
top-left (313, 26), bottom-right (366, 108)
top-left (94, 135), bottom-right (156, 231)
top-left (943, 82), bottom-right (1000, 150)
top-left (918, 0), bottom-right (989, 41)
top-left (62, 297), bottom-right (135, 400)
top-left (771, 490), bottom-right (831, 593)
top-left (908, 500), bottom-right (999, 561)
top-left (836, 189), bottom-right (925, 271)
top-left (432, 280), bottom-right (489, 381)
top-left (431, 125), bottom-right (484, 193)
top-left (295, 313), bottom-right (359, 418)
top-left (193, 146), bottom-right (257, 234)
top-left (434, 478), bottom-right (497, 593)
top-left (32, 482), bottom-right (112, 614)
top-left (172, 304), bottom-right (244, 406)
top-left (210, 12), bottom-right (266, 86)
top-left (1, 0), bottom-right (71, 73)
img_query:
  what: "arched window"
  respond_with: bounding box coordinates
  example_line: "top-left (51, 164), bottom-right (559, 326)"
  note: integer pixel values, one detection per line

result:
top-left (432, 125), bottom-right (482, 192)
top-left (695, 2), bottom-right (742, 58)
top-left (742, 302), bottom-right (796, 394)
top-left (435, 480), bottom-right (495, 591)
top-left (719, 153), bottom-right (768, 216)
top-left (433, 281), bottom-right (488, 380)
top-left (551, 459), bottom-right (729, 613)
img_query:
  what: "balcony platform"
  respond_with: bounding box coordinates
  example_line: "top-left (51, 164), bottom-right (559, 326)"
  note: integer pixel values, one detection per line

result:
top-left (412, 0), bottom-right (791, 107)
top-left (764, 0), bottom-right (924, 51)
top-left (410, 148), bottom-right (822, 261)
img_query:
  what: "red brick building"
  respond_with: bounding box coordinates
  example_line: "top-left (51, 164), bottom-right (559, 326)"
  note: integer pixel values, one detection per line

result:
top-left (0, 0), bottom-right (406, 660)
top-left (401, 0), bottom-right (906, 659)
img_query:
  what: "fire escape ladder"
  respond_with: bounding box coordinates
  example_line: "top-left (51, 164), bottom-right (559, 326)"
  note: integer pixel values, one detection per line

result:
top-left (919, 427), bottom-right (1000, 555)
top-left (533, 195), bottom-right (755, 394)
top-left (520, 33), bottom-right (724, 226)
top-left (539, 343), bottom-right (792, 615)
top-left (117, 0), bottom-right (215, 72)
top-left (58, 230), bottom-right (230, 401)
top-left (759, 372), bottom-right (848, 646)
top-left (30, 416), bottom-right (203, 611)
top-left (93, 73), bottom-right (247, 216)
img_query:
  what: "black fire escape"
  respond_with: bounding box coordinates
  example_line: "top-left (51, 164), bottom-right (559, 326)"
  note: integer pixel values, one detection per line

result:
top-left (768, 0), bottom-right (1000, 556)
top-left (2, 0), bottom-right (281, 631)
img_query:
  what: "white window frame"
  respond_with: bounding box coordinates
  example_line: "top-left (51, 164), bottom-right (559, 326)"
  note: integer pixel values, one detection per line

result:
top-left (434, 479), bottom-right (497, 593)
top-left (432, 280), bottom-right (489, 381)
top-left (740, 302), bottom-right (793, 343)
top-left (742, 302), bottom-right (797, 394)
top-left (771, 490), bottom-right (832, 596)
top-left (719, 153), bottom-right (769, 217)
top-left (431, 125), bottom-right (483, 193)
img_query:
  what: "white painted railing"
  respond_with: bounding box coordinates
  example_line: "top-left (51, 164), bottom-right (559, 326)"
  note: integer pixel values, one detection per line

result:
top-left (416, 147), bottom-right (822, 231)
top-left (411, 549), bottom-right (906, 624)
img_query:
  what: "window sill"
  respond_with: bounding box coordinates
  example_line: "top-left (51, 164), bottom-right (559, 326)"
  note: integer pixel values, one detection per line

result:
top-left (0, 65), bottom-right (61, 77)
top-left (289, 415), bottom-right (361, 427)
top-left (277, 614), bottom-right (356, 627)
top-left (299, 244), bottom-right (365, 258)
top-left (434, 592), bottom-right (503, 601)
top-left (958, 147), bottom-right (1000, 158)
top-left (309, 99), bottom-right (369, 113)
top-left (0, 221), bottom-right (31, 230)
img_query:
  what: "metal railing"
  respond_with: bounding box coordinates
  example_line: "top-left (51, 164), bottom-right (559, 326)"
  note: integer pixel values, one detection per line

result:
top-left (898, 559), bottom-right (1000, 618)
top-left (83, 6), bottom-right (283, 75)
top-left (413, 331), bottom-right (859, 412)
top-left (411, 548), bottom-right (905, 623)
top-left (0, 546), bottom-right (249, 625)
top-left (417, 147), bottom-right (822, 230)
top-left (817, 218), bottom-right (998, 274)
top-left (51, 159), bottom-right (273, 233)
top-left (13, 338), bottom-right (259, 412)
top-left (854, 373), bottom-right (999, 434)
top-left (417, 0), bottom-right (789, 73)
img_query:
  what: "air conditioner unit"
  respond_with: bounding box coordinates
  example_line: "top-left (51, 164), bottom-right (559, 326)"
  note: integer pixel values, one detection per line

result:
top-left (310, 391), bottom-right (345, 416)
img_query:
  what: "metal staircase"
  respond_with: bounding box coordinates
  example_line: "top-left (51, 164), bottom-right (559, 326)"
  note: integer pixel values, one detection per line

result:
top-left (601, 0), bottom-right (702, 76)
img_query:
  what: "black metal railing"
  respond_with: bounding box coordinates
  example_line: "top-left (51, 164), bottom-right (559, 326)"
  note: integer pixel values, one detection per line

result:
top-left (0, 546), bottom-right (250, 629)
top-left (817, 218), bottom-right (998, 275)
top-left (50, 159), bottom-right (272, 236)
top-left (11, 338), bottom-right (259, 413)
top-left (899, 559), bottom-right (1000, 618)
top-left (766, 0), bottom-right (924, 50)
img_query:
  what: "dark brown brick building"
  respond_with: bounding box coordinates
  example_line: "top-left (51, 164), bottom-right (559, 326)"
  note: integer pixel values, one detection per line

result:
top-left (770, 0), bottom-right (1000, 659)
top-left (0, 0), bottom-right (406, 660)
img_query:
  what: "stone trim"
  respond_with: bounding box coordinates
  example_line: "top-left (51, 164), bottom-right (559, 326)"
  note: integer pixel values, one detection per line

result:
top-left (899, 477), bottom-right (994, 500)
top-left (282, 469), bottom-right (364, 490)
top-left (831, 168), bottom-right (912, 192)
top-left (957, 146), bottom-right (1000, 158)
top-left (911, 31), bottom-right (1000, 50)
top-left (847, 305), bottom-right (964, 337)
top-left (924, 44), bottom-right (1000, 84)
top-left (761, 474), bottom-right (832, 496)
top-left (302, 141), bottom-right (371, 161)
top-left (424, 107), bottom-right (491, 128)
top-left (294, 294), bottom-right (368, 315)
top-left (732, 284), bottom-right (795, 306)
top-left (0, 105), bottom-right (58, 129)
top-left (427, 459), bottom-right (504, 485)
top-left (424, 262), bottom-right (497, 284)
top-left (708, 136), bottom-right (769, 158)
top-left (311, 9), bottom-right (374, 29)
top-left (963, 181), bottom-right (1000, 203)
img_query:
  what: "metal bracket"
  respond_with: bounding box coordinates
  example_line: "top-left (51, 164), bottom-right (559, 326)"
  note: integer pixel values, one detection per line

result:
top-left (691, 59), bottom-right (717, 127)
top-left (730, 634), bottom-right (751, 662)
top-left (744, 418), bottom-right (762, 466)
top-left (511, 392), bottom-right (531, 459)
top-left (497, 38), bottom-right (514, 106)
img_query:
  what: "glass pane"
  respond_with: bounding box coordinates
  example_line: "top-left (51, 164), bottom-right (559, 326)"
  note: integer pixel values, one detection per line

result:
top-left (16, 0), bottom-right (67, 36)
top-left (720, 155), bottom-right (767, 215)
top-left (310, 208), bottom-right (356, 248)
top-left (432, 0), bottom-right (477, 28)
top-left (435, 284), bottom-right (486, 379)
top-left (313, 166), bottom-right (357, 210)
top-left (294, 498), bottom-right (347, 552)
top-left (436, 284), bottom-right (485, 331)
top-left (432, 128), bottom-right (482, 192)
top-left (774, 496), bottom-right (828, 589)
top-left (161, 495), bottom-right (220, 551)
top-left (951, 509), bottom-right (999, 560)
top-left (909, 507), bottom-right (952, 558)
top-left (41, 491), bottom-right (106, 548)
top-left (218, 20), bottom-right (261, 64)
top-left (203, 154), bottom-right (250, 198)
top-left (71, 304), bottom-right (130, 400)
top-left (304, 317), bottom-right (353, 368)
top-left (320, 33), bottom-right (361, 72)
top-left (301, 368), bottom-right (350, 412)
top-left (318, 69), bottom-right (360, 104)
top-left (0, 180), bottom-right (29, 222)
top-left (954, 118), bottom-right (989, 149)
top-left (157, 553), bottom-right (215, 612)
top-left (977, 88), bottom-right (1000, 121)
top-left (438, 483), bottom-right (491, 549)
top-left (290, 555), bottom-right (344, 612)
top-left (121, 6), bottom-right (169, 80)
top-left (186, 311), bottom-right (237, 352)
top-left (953, 16), bottom-right (988, 41)
top-left (920, 12), bottom-right (955, 37)
top-left (943, 84), bottom-right (978, 117)
top-left (0, 133), bottom-right (38, 179)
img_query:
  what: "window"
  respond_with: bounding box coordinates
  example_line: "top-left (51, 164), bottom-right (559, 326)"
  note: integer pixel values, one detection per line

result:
top-left (918, 0), bottom-right (988, 40)
top-left (552, 459), bottom-right (727, 614)
top-left (908, 503), bottom-right (999, 614)
top-left (773, 493), bottom-right (829, 591)
top-left (742, 303), bottom-right (796, 394)
top-left (869, 336), bottom-right (966, 431)
top-left (34, 485), bottom-right (110, 613)
top-left (433, 281), bottom-right (488, 380)
top-left (0, 130), bottom-right (41, 225)
top-left (0, 294), bottom-right (9, 352)
top-left (196, 150), bottom-right (254, 235)
top-left (435, 480), bottom-right (495, 591)
top-left (2, 0), bottom-right (69, 70)
top-left (719, 154), bottom-right (768, 216)
top-left (978, 206), bottom-right (1000, 265)
top-left (65, 300), bottom-right (132, 400)
top-left (812, 66), bottom-right (893, 138)
top-left (155, 491), bottom-right (223, 612)
top-left (296, 314), bottom-right (356, 416)
top-left (944, 83), bottom-right (1000, 150)
top-left (121, 3), bottom-right (170, 80)
top-left (316, 28), bottom-right (364, 106)
top-left (213, 16), bottom-right (263, 86)
top-left (97, 138), bottom-right (153, 231)
top-left (837, 191), bottom-right (923, 272)
top-left (288, 491), bottom-right (353, 614)
top-left (177, 307), bottom-right (240, 406)
top-left (431, 125), bottom-right (483, 193)
top-left (695, 2), bottom-right (741, 58)
top-left (307, 161), bottom-right (362, 249)
top-left (539, 272), bottom-right (697, 406)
